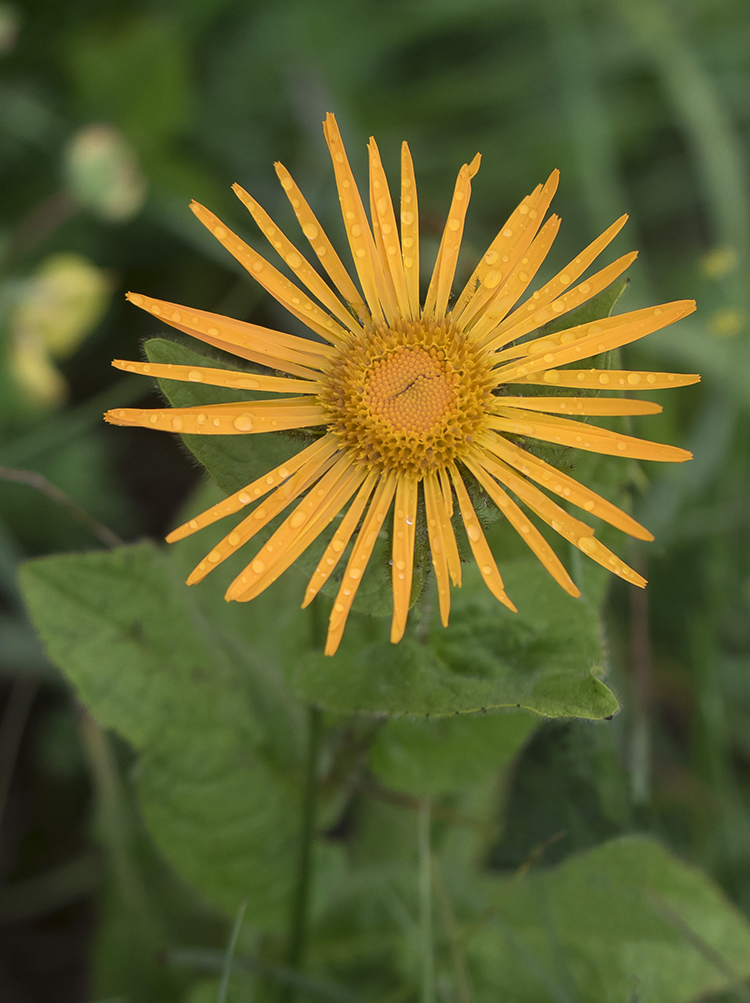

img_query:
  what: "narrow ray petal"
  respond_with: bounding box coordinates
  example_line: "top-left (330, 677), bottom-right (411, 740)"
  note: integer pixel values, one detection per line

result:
top-left (492, 301), bottom-right (697, 384)
top-left (368, 138), bottom-right (410, 317)
top-left (232, 183), bottom-right (360, 342)
top-left (112, 359), bottom-right (320, 395)
top-left (483, 251), bottom-right (640, 352)
top-left (391, 476), bottom-right (418, 643)
top-left (400, 143), bottom-right (420, 318)
top-left (462, 456), bottom-right (580, 596)
top-left (274, 161), bottom-right (368, 320)
top-left (480, 431), bottom-right (653, 540)
top-left (423, 471), bottom-right (452, 626)
top-left (186, 446), bottom-right (341, 584)
top-left (489, 409), bottom-right (692, 463)
top-left (166, 435), bottom-right (339, 543)
top-left (190, 201), bottom-right (351, 345)
top-left (496, 396), bottom-right (662, 417)
top-left (423, 153), bottom-right (481, 318)
top-left (303, 470), bottom-right (379, 607)
top-left (467, 446), bottom-right (596, 543)
top-left (227, 458), bottom-right (366, 602)
top-left (436, 466), bottom-right (461, 585)
top-left (487, 214), bottom-right (629, 343)
top-left (474, 450), bottom-right (646, 587)
top-left (323, 113), bottom-right (396, 324)
top-left (467, 215), bottom-right (560, 336)
top-left (449, 464), bottom-right (516, 611)
top-left (104, 398), bottom-right (324, 436)
top-left (126, 291), bottom-right (328, 379)
top-left (325, 472), bottom-right (398, 656)
top-left (511, 369), bottom-right (701, 391)
top-left (455, 170), bottom-right (559, 329)
top-left (452, 182), bottom-right (539, 318)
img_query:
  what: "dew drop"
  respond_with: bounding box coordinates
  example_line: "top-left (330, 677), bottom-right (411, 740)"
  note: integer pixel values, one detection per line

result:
top-left (252, 559), bottom-right (266, 574)
top-left (233, 414), bottom-right (254, 431)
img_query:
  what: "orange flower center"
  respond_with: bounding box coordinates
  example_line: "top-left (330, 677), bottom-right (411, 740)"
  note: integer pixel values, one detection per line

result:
top-left (321, 318), bottom-right (494, 476)
top-left (365, 346), bottom-right (457, 435)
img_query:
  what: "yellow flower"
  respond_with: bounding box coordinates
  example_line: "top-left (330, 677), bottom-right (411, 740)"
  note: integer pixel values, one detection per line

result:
top-left (106, 114), bottom-right (698, 656)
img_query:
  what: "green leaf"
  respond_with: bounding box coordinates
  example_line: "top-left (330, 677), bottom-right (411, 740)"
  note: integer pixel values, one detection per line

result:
top-left (19, 541), bottom-right (300, 924)
top-left (467, 836), bottom-right (750, 1002)
top-left (144, 337), bottom-right (305, 494)
top-left (369, 711), bottom-right (538, 797)
top-left (293, 559), bottom-right (618, 719)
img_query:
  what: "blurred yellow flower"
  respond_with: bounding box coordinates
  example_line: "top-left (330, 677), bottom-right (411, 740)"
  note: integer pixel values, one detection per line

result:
top-left (709, 308), bottom-right (744, 338)
top-left (11, 253), bottom-right (112, 405)
top-left (107, 114), bottom-right (698, 655)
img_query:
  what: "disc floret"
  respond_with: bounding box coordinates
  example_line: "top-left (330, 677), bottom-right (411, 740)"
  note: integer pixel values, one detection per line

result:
top-left (320, 317), bottom-right (494, 476)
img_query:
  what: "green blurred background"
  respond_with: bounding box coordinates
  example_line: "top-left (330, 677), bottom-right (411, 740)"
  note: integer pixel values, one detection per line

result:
top-left (1, 0), bottom-right (749, 999)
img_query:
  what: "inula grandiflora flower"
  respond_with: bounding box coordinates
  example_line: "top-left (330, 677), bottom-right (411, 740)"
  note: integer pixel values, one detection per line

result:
top-left (106, 114), bottom-right (698, 655)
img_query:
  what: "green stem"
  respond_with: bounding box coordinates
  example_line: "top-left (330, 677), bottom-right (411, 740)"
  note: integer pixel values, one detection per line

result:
top-left (279, 704), bottom-right (324, 1003)
top-left (418, 797), bottom-right (435, 1003)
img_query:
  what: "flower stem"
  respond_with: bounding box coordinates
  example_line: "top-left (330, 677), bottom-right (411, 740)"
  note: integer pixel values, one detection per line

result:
top-left (419, 797), bottom-right (435, 1003)
top-left (279, 703), bottom-right (323, 1003)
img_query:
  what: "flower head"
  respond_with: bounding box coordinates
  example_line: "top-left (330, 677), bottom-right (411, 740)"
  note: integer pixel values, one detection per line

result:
top-left (106, 113), bottom-right (698, 655)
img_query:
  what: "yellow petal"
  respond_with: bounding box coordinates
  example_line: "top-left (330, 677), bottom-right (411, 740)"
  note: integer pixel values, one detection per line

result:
top-left (489, 214), bottom-right (629, 343)
top-left (489, 409), bottom-right (692, 463)
top-left (368, 137), bottom-right (410, 318)
top-left (104, 398), bottom-right (324, 435)
top-left (112, 359), bottom-right (320, 395)
top-left (390, 476), bottom-right (418, 643)
top-left (274, 161), bottom-right (368, 320)
top-left (423, 471), bottom-right (452, 626)
top-left (463, 455), bottom-right (580, 597)
top-left (423, 154), bottom-right (481, 319)
top-left (232, 183), bottom-right (361, 343)
top-left (325, 472), bottom-right (397, 656)
top-left (400, 142), bottom-right (420, 318)
top-left (493, 301), bottom-right (697, 383)
top-left (449, 464), bottom-right (516, 611)
top-left (456, 170), bottom-right (559, 329)
top-left (190, 201), bottom-right (350, 345)
top-left (510, 369), bottom-right (701, 391)
top-left (227, 458), bottom-right (366, 602)
top-left (480, 431), bottom-right (653, 540)
top-left (186, 445), bottom-right (340, 583)
top-left (323, 113), bottom-right (395, 324)
top-left (166, 435), bottom-right (339, 543)
top-left (303, 470), bottom-right (379, 607)
top-left (483, 250), bottom-right (639, 351)
top-left (496, 396), bottom-right (662, 417)
top-left (126, 291), bottom-right (327, 380)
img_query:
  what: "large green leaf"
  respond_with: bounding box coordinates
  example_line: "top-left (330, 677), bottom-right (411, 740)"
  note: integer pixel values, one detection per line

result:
top-left (369, 711), bottom-right (538, 797)
top-left (144, 337), bottom-right (308, 494)
top-left (292, 560), bottom-right (618, 719)
top-left (467, 836), bottom-right (750, 1002)
top-left (19, 541), bottom-right (300, 924)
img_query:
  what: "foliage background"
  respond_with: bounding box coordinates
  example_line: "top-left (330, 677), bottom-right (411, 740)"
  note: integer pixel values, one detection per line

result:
top-left (1, 0), bottom-right (749, 1000)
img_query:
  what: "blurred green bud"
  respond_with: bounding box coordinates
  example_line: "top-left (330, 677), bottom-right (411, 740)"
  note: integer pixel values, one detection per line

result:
top-left (0, 3), bottom-right (20, 56)
top-left (10, 253), bottom-right (113, 405)
top-left (63, 123), bottom-right (147, 222)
